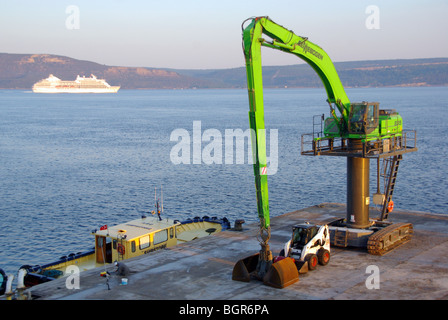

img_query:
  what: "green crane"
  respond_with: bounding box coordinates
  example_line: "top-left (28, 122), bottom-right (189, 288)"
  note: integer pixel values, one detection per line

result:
top-left (233, 16), bottom-right (417, 288)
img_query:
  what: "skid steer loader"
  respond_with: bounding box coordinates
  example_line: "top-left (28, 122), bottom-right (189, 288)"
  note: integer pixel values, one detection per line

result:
top-left (278, 223), bottom-right (331, 274)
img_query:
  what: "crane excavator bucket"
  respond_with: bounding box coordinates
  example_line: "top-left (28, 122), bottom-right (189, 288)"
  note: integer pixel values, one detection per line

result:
top-left (232, 253), bottom-right (299, 288)
top-left (263, 257), bottom-right (299, 288)
top-left (232, 253), bottom-right (260, 282)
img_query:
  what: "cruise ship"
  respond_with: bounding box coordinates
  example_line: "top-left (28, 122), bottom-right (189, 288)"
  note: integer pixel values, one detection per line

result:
top-left (32, 74), bottom-right (120, 93)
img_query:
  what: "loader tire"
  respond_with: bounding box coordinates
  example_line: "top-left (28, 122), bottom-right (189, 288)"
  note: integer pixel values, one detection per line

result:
top-left (305, 254), bottom-right (318, 270)
top-left (317, 248), bottom-right (330, 266)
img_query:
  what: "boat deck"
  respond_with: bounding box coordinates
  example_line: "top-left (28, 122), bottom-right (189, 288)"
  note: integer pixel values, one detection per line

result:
top-left (21, 203), bottom-right (448, 301)
top-left (176, 219), bottom-right (223, 242)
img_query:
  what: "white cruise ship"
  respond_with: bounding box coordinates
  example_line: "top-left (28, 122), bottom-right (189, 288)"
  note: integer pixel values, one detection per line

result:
top-left (32, 74), bottom-right (120, 93)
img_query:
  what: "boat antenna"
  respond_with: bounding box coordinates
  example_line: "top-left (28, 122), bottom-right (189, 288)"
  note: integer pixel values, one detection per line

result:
top-left (153, 187), bottom-right (162, 221)
top-left (161, 185), bottom-right (164, 213)
top-left (150, 187), bottom-right (156, 216)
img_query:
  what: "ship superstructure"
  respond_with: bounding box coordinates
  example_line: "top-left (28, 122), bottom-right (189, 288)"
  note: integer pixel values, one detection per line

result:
top-left (32, 74), bottom-right (120, 93)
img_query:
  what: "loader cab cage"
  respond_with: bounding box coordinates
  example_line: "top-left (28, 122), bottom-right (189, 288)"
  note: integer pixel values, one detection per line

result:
top-left (292, 225), bottom-right (318, 248)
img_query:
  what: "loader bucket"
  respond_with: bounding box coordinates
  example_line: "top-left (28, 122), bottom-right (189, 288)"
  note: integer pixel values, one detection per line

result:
top-left (263, 257), bottom-right (299, 288)
top-left (295, 260), bottom-right (309, 274)
top-left (232, 253), bottom-right (260, 282)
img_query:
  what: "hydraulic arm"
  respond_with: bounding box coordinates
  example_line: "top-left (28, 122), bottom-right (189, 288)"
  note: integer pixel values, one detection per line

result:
top-left (244, 16), bottom-right (352, 233)
top-left (243, 17), bottom-right (353, 271)
top-left (235, 16), bottom-right (353, 287)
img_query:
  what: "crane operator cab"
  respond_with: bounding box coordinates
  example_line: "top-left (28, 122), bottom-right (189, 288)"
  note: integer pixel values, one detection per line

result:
top-left (322, 101), bottom-right (381, 139)
top-left (348, 102), bottom-right (379, 135)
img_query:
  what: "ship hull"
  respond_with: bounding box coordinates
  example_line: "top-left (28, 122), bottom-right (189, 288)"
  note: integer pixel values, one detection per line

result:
top-left (32, 86), bottom-right (120, 93)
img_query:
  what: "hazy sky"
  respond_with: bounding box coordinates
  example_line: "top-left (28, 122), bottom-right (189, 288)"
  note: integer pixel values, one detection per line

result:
top-left (1, 0), bottom-right (447, 69)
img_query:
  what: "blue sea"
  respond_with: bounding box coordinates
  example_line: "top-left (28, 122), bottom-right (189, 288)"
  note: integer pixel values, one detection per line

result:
top-left (1, 87), bottom-right (447, 275)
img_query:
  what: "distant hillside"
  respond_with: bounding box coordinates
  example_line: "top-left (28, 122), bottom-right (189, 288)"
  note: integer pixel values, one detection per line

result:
top-left (0, 53), bottom-right (213, 89)
top-left (0, 53), bottom-right (447, 89)
top-left (173, 58), bottom-right (448, 88)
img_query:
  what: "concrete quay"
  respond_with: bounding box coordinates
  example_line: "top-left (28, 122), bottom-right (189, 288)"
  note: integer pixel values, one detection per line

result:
top-left (26, 203), bottom-right (448, 300)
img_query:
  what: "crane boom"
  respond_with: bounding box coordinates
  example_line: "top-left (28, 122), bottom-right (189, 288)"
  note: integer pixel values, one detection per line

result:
top-left (243, 16), bottom-right (350, 229)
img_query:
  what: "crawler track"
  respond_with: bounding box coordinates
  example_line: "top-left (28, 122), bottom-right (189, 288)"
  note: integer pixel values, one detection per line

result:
top-left (367, 222), bottom-right (413, 256)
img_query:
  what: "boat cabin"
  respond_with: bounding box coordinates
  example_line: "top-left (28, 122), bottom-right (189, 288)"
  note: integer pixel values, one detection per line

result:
top-left (92, 216), bottom-right (179, 264)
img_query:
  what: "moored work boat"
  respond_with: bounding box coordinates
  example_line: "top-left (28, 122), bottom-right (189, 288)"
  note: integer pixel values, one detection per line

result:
top-left (20, 215), bottom-right (230, 288)
top-left (0, 194), bottom-right (233, 297)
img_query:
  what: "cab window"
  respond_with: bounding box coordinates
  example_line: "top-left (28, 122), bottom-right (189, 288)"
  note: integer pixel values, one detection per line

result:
top-left (349, 104), bottom-right (366, 133)
top-left (154, 230), bottom-right (168, 245)
top-left (365, 104), bottom-right (378, 133)
top-left (131, 241), bottom-right (136, 253)
top-left (139, 235), bottom-right (150, 250)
